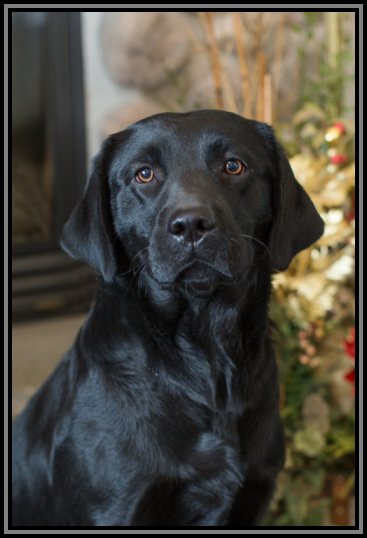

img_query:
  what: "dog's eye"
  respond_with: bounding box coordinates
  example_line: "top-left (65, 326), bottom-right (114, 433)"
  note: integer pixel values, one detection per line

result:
top-left (135, 167), bottom-right (154, 183)
top-left (224, 159), bottom-right (246, 175)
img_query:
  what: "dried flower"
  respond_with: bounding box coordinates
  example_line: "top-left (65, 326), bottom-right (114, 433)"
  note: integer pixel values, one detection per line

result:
top-left (344, 370), bottom-right (355, 385)
top-left (302, 393), bottom-right (330, 434)
top-left (333, 121), bottom-right (346, 134)
top-left (344, 327), bottom-right (355, 359)
top-left (343, 327), bottom-right (355, 393)
top-left (330, 153), bottom-right (348, 165)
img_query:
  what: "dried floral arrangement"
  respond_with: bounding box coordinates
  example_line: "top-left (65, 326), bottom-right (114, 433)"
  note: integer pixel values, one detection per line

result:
top-left (197, 11), bottom-right (355, 526)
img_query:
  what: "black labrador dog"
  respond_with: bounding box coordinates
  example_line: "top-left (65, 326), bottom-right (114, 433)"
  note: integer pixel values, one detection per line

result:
top-left (12, 110), bottom-right (324, 527)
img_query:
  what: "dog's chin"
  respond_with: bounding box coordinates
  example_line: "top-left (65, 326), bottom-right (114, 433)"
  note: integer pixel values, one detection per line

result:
top-left (147, 258), bottom-right (238, 295)
top-left (177, 279), bottom-right (218, 295)
top-left (174, 260), bottom-right (234, 295)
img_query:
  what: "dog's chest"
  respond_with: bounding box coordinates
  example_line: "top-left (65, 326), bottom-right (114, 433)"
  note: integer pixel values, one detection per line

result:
top-left (143, 363), bottom-right (243, 471)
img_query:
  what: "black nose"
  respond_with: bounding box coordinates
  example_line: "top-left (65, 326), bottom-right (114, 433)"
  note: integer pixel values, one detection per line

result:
top-left (168, 208), bottom-right (216, 243)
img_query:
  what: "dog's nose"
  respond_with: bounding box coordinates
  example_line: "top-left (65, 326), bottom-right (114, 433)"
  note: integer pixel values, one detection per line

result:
top-left (168, 208), bottom-right (216, 243)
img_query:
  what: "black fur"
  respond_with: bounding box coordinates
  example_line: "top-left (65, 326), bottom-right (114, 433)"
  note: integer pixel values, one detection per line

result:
top-left (12, 110), bottom-right (324, 527)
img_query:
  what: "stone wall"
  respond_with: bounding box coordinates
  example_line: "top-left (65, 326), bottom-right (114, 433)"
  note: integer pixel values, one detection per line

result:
top-left (82, 12), bottom-right (355, 160)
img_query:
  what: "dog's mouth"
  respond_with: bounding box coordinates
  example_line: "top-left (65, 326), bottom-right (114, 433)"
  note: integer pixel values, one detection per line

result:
top-left (175, 259), bottom-right (232, 289)
top-left (147, 233), bottom-right (251, 292)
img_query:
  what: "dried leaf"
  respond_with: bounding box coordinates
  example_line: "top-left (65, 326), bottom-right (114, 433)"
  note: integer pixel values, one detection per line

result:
top-left (294, 427), bottom-right (326, 457)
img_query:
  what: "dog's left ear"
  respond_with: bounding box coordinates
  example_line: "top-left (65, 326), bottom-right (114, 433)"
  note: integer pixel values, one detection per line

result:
top-left (60, 137), bottom-right (119, 282)
top-left (268, 139), bottom-right (324, 271)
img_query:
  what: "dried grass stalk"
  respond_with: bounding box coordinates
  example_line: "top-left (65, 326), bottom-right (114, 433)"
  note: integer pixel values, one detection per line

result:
top-left (257, 51), bottom-right (266, 122)
top-left (199, 12), bottom-right (224, 109)
top-left (197, 12), bottom-right (288, 123)
top-left (273, 13), bottom-right (287, 120)
top-left (221, 73), bottom-right (238, 114)
top-left (232, 12), bottom-right (252, 118)
top-left (264, 72), bottom-right (272, 124)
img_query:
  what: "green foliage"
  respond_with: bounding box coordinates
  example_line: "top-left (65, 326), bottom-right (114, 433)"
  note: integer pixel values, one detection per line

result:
top-left (294, 13), bottom-right (354, 121)
top-left (325, 422), bottom-right (355, 464)
top-left (294, 427), bottom-right (326, 457)
top-left (268, 298), bottom-right (355, 526)
top-left (267, 11), bottom-right (355, 527)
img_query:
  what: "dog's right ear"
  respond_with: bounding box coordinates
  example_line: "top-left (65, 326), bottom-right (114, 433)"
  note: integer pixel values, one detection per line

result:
top-left (60, 138), bottom-right (118, 283)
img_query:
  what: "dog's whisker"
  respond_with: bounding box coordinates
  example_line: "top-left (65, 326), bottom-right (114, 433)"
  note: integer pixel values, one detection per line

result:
top-left (119, 247), bottom-right (150, 278)
top-left (227, 232), bottom-right (271, 260)
top-left (239, 234), bottom-right (271, 258)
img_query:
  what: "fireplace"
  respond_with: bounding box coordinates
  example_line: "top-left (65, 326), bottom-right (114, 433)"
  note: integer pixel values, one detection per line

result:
top-left (12, 12), bottom-right (97, 321)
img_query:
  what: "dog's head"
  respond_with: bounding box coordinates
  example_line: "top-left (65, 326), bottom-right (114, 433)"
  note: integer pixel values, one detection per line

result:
top-left (61, 111), bottom-right (323, 293)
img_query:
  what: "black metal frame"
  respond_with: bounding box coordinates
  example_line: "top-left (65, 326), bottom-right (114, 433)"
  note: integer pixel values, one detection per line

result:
top-left (12, 11), bottom-right (87, 252)
top-left (12, 12), bottom-right (96, 321)
top-left (46, 12), bottom-right (87, 238)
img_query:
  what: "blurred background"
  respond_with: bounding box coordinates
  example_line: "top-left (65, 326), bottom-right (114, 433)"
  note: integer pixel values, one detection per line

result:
top-left (11, 11), bottom-right (356, 526)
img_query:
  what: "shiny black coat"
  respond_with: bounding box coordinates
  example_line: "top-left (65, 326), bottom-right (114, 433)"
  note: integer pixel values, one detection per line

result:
top-left (12, 111), bottom-right (323, 527)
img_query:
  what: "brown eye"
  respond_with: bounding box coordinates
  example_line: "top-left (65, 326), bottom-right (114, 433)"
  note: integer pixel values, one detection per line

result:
top-left (136, 167), bottom-right (154, 183)
top-left (224, 159), bottom-right (245, 175)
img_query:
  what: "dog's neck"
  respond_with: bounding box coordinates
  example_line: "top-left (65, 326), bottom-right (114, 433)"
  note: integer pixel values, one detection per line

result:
top-left (118, 267), bottom-right (273, 363)
top-left (83, 268), bottom-right (273, 414)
